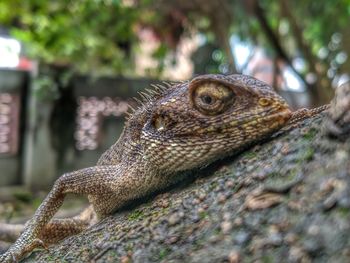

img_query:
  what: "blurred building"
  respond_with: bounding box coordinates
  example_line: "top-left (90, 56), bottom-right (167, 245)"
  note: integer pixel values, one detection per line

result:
top-left (0, 32), bottom-right (34, 185)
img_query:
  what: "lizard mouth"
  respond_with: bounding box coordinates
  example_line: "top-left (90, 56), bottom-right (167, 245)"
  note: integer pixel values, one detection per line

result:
top-left (174, 107), bottom-right (292, 138)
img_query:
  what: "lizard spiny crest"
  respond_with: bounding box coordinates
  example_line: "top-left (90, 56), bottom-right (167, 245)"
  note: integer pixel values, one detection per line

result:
top-left (135, 81), bottom-right (186, 105)
top-left (125, 81), bottom-right (187, 120)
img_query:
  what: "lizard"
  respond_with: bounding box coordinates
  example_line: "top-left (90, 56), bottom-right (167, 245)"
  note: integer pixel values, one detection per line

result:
top-left (0, 74), bottom-right (328, 262)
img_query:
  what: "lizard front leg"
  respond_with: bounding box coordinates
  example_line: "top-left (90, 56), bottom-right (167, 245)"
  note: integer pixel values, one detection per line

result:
top-left (0, 165), bottom-right (139, 263)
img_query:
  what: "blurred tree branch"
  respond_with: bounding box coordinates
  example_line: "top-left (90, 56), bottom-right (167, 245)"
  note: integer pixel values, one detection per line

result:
top-left (146, 0), bottom-right (238, 72)
top-left (279, 0), bottom-right (333, 104)
top-left (244, 0), bottom-right (318, 104)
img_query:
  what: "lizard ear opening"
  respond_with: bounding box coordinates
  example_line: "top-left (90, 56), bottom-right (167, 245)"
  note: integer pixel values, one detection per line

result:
top-left (189, 78), bottom-right (235, 116)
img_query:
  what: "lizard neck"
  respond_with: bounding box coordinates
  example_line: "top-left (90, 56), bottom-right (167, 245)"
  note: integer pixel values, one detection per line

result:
top-left (97, 108), bottom-right (148, 168)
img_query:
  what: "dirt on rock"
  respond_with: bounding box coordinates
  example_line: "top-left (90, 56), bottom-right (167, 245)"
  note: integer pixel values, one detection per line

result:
top-left (26, 113), bottom-right (350, 263)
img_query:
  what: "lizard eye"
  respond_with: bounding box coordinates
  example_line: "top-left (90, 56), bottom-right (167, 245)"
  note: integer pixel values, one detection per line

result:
top-left (191, 82), bottom-right (235, 115)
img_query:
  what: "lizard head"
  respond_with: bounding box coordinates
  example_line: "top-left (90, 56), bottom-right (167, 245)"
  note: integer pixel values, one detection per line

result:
top-left (130, 74), bottom-right (291, 173)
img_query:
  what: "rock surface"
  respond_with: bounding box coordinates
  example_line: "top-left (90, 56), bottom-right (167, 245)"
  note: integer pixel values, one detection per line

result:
top-left (26, 113), bottom-right (350, 262)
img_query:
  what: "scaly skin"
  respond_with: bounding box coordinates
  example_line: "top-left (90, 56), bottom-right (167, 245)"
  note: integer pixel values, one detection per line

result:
top-left (0, 74), bottom-right (326, 262)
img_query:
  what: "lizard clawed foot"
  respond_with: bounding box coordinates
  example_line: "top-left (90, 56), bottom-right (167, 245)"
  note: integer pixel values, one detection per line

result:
top-left (0, 238), bottom-right (46, 263)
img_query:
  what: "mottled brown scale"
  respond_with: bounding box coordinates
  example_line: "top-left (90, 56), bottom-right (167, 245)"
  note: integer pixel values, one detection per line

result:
top-left (0, 74), bottom-right (327, 262)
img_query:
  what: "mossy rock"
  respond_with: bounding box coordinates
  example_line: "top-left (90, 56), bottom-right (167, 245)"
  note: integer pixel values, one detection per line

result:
top-left (26, 114), bottom-right (350, 262)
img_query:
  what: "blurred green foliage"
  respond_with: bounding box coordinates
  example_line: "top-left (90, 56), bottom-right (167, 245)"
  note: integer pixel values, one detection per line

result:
top-left (0, 0), bottom-right (349, 89)
top-left (0, 0), bottom-right (150, 74)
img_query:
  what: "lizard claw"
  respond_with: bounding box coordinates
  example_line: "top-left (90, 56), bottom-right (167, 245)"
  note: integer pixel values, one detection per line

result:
top-left (32, 238), bottom-right (48, 250)
top-left (0, 238), bottom-right (46, 262)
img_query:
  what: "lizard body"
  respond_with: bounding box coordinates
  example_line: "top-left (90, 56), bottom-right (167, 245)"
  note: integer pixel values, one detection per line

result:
top-left (0, 74), bottom-right (326, 262)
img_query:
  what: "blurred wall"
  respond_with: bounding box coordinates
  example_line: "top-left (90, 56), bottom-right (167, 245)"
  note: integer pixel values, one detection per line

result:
top-left (0, 69), bottom-right (29, 186)
top-left (1, 73), bottom-right (158, 190)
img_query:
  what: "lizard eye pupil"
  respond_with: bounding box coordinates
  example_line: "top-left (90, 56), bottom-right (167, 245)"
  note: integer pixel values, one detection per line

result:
top-left (201, 95), bottom-right (213, 105)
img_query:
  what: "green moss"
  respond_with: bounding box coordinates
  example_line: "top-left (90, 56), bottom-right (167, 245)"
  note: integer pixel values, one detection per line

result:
top-left (337, 207), bottom-right (350, 218)
top-left (192, 238), bottom-right (205, 250)
top-left (158, 248), bottom-right (170, 260)
top-left (128, 209), bottom-right (144, 221)
top-left (199, 211), bottom-right (208, 219)
top-left (43, 255), bottom-right (55, 262)
top-left (286, 168), bottom-right (299, 178)
top-left (209, 181), bottom-right (218, 191)
top-left (261, 254), bottom-right (274, 263)
top-left (267, 172), bottom-right (281, 178)
top-left (298, 147), bottom-right (314, 162)
top-left (264, 168), bottom-right (301, 192)
top-left (243, 151), bottom-right (257, 159)
top-left (126, 242), bottom-right (134, 251)
top-left (302, 128), bottom-right (317, 140)
top-left (214, 227), bottom-right (221, 235)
